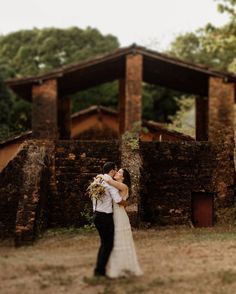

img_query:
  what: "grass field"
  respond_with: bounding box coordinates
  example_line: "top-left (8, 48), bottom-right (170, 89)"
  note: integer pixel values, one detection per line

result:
top-left (1, 226), bottom-right (236, 293)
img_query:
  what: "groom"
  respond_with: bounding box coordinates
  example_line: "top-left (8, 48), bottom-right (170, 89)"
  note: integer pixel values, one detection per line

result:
top-left (93, 161), bottom-right (126, 277)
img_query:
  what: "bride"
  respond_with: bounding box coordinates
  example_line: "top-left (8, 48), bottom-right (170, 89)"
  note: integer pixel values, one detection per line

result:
top-left (98, 168), bottom-right (143, 278)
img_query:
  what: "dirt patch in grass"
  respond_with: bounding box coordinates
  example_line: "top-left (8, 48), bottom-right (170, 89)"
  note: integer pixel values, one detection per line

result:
top-left (1, 226), bottom-right (236, 293)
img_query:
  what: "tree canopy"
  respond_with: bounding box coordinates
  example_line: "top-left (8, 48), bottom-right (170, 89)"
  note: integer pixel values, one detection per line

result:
top-left (164, 0), bottom-right (236, 133)
top-left (0, 27), bottom-right (119, 78)
top-left (0, 27), bottom-right (120, 139)
top-left (168, 0), bottom-right (236, 72)
top-left (216, 0), bottom-right (236, 17)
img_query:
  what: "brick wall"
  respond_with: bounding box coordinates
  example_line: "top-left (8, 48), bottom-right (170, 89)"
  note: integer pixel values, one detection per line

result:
top-left (48, 140), bottom-right (120, 227)
top-left (0, 139), bottom-right (234, 243)
top-left (14, 141), bottom-right (53, 246)
top-left (0, 140), bottom-right (120, 241)
top-left (140, 141), bottom-right (235, 225)
top-left (0, 147), bottom-right (27, 238)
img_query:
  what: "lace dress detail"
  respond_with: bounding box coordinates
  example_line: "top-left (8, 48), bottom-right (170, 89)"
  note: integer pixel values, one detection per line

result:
top-left (106, 194), bottom-right (143, 278)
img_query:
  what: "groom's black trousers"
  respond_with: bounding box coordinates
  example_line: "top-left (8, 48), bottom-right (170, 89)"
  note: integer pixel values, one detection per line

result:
top-left (93, 211), bottom-right (114, 276)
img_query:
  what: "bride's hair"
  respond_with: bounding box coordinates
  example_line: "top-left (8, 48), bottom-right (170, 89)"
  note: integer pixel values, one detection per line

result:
top-left (122, 168), bottom-right (131, 189)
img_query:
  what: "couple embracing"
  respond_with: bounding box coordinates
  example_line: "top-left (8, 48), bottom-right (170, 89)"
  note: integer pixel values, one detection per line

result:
top-left (92, 162), bottom-right (143, 278)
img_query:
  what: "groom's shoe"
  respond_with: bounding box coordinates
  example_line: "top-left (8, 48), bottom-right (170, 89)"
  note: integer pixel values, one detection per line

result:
top-left (94, 270), bottom-right (105, 277)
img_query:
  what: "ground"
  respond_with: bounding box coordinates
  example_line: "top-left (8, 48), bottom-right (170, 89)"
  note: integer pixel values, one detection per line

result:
top-left (1, 226), bottom-right (236, 294)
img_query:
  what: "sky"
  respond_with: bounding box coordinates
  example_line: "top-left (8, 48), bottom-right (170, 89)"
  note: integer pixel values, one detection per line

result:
top-left (0, 0), bottom-right (230, 51)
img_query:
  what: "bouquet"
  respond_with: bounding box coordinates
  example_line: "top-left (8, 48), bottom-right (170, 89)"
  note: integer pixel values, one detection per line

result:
top-left (86, 177), bottom-right (106, 200)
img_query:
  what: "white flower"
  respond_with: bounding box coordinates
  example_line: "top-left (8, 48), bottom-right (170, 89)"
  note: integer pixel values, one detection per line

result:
top-left (86, 178), bottom-right (106, 200)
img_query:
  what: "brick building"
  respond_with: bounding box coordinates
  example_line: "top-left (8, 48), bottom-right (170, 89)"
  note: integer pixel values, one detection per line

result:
top-left (1, 44), bottom-right (236, 245)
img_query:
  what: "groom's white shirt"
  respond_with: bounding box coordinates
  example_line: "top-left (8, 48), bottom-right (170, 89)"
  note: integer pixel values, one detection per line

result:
top-left (93, 174), bottom-right (122, 213)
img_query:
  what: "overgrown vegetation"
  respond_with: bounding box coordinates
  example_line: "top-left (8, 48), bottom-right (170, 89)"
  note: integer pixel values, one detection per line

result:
top-left (121, 121), bottom-right (149, 151)
top-left (80, 204), bottom-right (95, 231)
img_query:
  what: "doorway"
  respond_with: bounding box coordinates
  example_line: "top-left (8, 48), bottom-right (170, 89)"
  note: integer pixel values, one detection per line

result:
top-left (191, 192), bottom-right (214, 227)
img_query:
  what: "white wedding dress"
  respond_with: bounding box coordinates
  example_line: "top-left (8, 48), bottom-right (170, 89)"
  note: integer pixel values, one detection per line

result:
top-left (106, 194), bottom-right (143, 278)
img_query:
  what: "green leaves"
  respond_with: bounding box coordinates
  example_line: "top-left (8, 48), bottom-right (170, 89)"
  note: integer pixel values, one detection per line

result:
top-left (215, 0), bottom-right (236, 17)
top-left (168, 20), bottom-right (236, 73)
top-left (0, 27), bottom-right (120, 139)
top-left (0, 27), bottom-right (119, 78)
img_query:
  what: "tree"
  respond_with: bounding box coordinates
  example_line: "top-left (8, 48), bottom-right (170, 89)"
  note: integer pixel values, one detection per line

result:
top-left (164, 1), bottom-right (236, 135)
top-left (167, 0), bottom-right (236, 73)
top-left (0, 27), bottom-right (120, 139)
top-left (168, 96), bottom-right (195, 137)
top-left (167, 24), bottom-right (236, 72)
top-left (0, 70), bottom-right (31, 140)
top-left (215, 0), bottom-right (236, 17)
top-left (0, 72), bottom-right (12, 139)
top-left (0, 27), bottom-right (119, 78)
top-left (142, 84), bottom-right (183, 123)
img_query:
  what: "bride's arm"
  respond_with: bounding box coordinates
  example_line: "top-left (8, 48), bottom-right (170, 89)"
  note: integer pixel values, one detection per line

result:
top-left (106, 178), bottom-right (127, 193)
top-left (96, 174), bottom-right (128, 193)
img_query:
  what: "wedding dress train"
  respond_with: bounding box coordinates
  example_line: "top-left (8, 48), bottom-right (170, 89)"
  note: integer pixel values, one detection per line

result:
top-left (106, 196), bottom-right (143, 278)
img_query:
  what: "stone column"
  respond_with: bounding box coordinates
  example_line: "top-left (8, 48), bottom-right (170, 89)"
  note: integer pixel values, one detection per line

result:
top-left (195, 96), bottom-right (208, 141)
top-left (118, 79), bottom-right (126, 134)
top-left (118, 54), bottom-right (143, 134)
top-left (32, 79), bottom-right (58, 139)
top-left (58, 97), bottom-right (71, 139)
top-left (118, 54), bottom-right (143, 226)
top-left (208, 77), bottom-right (235, 207)
top-left (208, 77), bottom-right (234, 145)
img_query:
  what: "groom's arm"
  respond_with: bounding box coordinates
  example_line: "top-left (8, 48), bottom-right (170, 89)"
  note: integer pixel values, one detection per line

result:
top-left (107, 185), bottom-right (122, 203)
top-left (105, 178), bottom-right (127, 207)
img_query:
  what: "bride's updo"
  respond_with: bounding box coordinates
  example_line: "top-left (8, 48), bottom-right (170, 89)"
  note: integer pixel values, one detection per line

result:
top-left (122, 168), bottom-right (131, 189)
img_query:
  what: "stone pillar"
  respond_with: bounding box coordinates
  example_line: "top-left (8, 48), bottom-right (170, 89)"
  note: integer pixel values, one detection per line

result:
top-left (118, 54), bottom-right (143, 134)
top-left (195, 96), bottom-right (208, 141)
top-left (120, 140), bottom-right (142, 227)
top-left (32, 79), bottom-right (58, 139)
top-left (58, 97), bottom-right (71, 139)
top-left (118, 79), bottom-right (126, 134)
top-left (208, 77), bottom-right (234, 145)
top-left (208, 77), bottom-right (235, 206)
top-left (118, 54), bottom-right (143, 227)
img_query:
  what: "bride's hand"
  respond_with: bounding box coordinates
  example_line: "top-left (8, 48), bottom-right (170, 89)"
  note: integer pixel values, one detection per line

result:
top-left (96, 174), bottom-right (108, 182)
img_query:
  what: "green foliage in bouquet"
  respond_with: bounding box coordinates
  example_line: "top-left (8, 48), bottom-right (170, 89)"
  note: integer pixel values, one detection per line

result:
top-left (87, 178), bottom-right (106, 200)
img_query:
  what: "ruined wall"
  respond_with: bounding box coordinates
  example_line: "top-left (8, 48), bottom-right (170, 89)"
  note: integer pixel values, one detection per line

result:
top-left (0, 140), bottom-right (53, 244)
top-left (0, 139), bottom-right (120, 242)
top-left (1, 138), bottom-right (234, 243)
top-left (140, 141), bottom-right (235, 225)
top-left (49, 140), bottom-right (120, 228)
top-left (14, 141), bottom-right (53, 246)
top-left (0, 147), bottom-right (27, 238)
